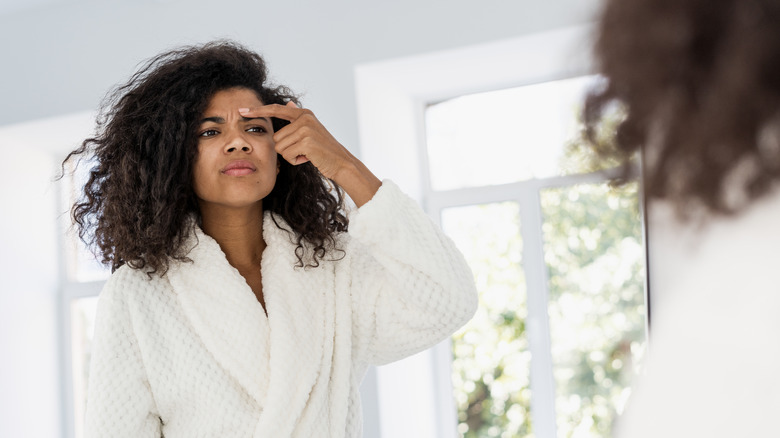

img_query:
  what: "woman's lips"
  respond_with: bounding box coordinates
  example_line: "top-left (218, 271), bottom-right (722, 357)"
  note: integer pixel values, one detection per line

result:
top-left (222, 160), bottom-right (257, 176)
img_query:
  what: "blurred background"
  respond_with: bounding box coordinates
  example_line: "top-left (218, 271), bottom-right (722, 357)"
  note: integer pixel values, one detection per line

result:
top-left (0, 1), bottom-right (666, 437)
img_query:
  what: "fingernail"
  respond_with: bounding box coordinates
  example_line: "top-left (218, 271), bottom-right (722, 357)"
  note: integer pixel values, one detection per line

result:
top-left (238, 108), bottom-right (250, 113)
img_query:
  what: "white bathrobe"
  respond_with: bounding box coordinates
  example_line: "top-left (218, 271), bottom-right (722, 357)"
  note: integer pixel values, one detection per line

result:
top-left (84, 180), bottom-right (478, 438)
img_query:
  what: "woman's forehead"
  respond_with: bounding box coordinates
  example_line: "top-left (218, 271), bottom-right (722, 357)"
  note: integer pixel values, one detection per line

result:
top-left (203, 88), bottom-right (263, 115)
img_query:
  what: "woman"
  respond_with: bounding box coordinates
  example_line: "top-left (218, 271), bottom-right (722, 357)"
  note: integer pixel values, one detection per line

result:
top-left (585, 0), bottom-right (780, 435)
top-left (68, 41), bottom-right (477, 437)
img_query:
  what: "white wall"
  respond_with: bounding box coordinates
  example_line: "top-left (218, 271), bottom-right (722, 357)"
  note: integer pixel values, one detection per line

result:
top-left (0, 152), bottom-right (60, 438)
top-left (0, 1), bottom-right (600, 436)
top-left (0, 0), bottom-right (599, 152)
top-left (0, 134), bottom-right (64, 438)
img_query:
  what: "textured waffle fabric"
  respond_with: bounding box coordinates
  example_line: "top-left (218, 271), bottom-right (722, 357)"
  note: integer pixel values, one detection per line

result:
top-left (84, 180), bottom-right (478, 438)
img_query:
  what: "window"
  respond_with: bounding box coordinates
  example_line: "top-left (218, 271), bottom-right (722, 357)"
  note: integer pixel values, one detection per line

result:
top-left (424, 76), bottom-right (647, 438)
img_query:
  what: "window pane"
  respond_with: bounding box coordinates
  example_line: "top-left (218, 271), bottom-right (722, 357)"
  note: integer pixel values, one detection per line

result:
top-left (441, 202), bottom-right (533, 438)
top-left (540, 182), bottom-right (647, 438)
top-left (425, 76), bottom-right (594, 191)
top-left (70, 296), bottom-right (99, 438)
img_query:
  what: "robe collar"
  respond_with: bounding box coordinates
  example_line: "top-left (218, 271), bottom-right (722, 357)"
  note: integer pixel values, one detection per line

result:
top-left (166, 212), bottom-right (333, 435)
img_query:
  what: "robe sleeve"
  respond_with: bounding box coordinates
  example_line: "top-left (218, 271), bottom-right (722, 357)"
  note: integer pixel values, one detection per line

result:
top-left (84, 269), bottom-right (162, 438)
top-left (346, 179), bottom-right (478, 366)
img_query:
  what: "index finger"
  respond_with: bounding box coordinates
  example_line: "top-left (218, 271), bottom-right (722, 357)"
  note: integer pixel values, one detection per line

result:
top-left (238, 103), bottom-right (303, 122)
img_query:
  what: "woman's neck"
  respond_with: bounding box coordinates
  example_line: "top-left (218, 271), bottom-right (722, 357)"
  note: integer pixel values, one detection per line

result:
top-left (198, 202), bottom-right (266, 270)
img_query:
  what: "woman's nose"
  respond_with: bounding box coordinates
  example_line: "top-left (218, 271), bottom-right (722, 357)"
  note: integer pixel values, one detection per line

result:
top-left (224, 132), bottom-right (253, 154)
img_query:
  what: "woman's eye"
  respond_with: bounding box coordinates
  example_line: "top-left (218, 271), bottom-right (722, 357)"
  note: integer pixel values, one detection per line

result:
top-left (247, 126), bottom-right (267, 134)
top-left (199, 129), bottom-right (219, 138)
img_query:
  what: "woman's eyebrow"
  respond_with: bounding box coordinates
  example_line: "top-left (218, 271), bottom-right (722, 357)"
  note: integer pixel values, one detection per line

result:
top-left (241, 116), bottom-right (271, 124)
top-left (200, 116), bottom-right (225, 124)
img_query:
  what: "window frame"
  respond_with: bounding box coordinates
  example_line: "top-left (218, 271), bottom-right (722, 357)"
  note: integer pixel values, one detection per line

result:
top-left (59, 280), bottom-right (105, 438)
top-left (355, 24), bottom-right (650, 438)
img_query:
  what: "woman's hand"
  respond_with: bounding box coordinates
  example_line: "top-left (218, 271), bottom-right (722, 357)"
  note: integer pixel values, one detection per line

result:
top-left (239, 102), bottom-right (344, 179)
top-left (238, 102), bottom-right (381, 206)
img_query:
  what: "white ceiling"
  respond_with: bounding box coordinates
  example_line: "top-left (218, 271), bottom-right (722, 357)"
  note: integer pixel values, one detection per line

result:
top-left (0, 0), bottom-right (63, 16)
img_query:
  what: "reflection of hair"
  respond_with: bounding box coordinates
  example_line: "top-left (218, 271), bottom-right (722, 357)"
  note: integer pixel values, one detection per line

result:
top-left (585, 0), bottom-right (780, 214)
top-left (64, 41), bottom-right (347, 275)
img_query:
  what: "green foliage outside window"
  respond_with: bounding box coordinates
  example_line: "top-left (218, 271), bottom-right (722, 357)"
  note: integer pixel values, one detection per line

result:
top-left (542, 182), bottom-right (645, 437)
top-left (446, 203), bottom-right (532, 438)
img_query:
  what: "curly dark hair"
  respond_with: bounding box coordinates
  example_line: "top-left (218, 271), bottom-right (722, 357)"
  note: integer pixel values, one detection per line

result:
top-left (63, 41), bottom-right (348, 275)
top-left (584, 0), bottom-right (780, 215)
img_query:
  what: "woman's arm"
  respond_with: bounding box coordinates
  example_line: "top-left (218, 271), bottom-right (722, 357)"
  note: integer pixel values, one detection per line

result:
top-left (345, 180), bottom-right (479, 365)
top-left (85, 270), bottom-right (162, 438)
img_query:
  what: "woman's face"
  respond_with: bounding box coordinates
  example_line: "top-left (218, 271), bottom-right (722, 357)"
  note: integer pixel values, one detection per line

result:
top-left (192, 87), bottom-right (278, 211)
